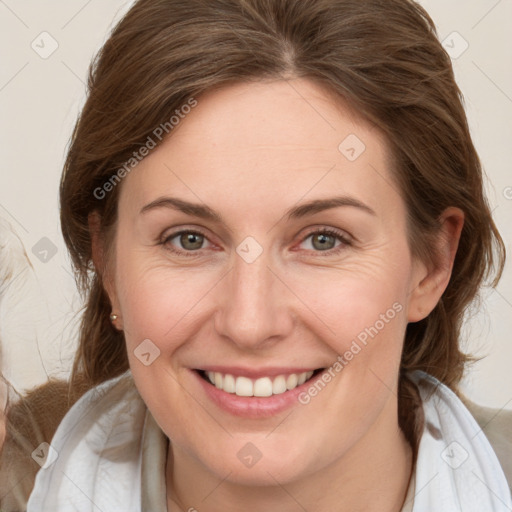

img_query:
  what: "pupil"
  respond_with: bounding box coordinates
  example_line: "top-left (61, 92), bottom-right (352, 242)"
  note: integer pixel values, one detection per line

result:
top-left (182, 233), bottom-right (202, 250)
top-left (314, 234), bottom-right (333, 251)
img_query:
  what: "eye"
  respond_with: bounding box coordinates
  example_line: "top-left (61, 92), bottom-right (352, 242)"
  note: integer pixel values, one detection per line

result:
top-left (160, 227), bottom-right (352, 258)
top-left (298, 228), bottom-right (351, 255)
top-left (161, 229), bottom-right (212, 257)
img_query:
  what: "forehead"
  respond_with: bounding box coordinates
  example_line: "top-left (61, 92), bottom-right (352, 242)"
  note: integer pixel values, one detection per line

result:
top-left (166, 79), bottom-right (382, 164)
top-left (120, 78), bottom-right (404, 223)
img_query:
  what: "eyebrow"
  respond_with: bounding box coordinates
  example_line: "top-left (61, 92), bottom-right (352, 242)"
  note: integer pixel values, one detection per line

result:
top-left (140, 195), bottom-right (376, 222)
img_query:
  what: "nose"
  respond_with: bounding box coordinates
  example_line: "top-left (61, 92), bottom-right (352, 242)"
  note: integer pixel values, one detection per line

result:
top-left (213, 244), bottom-right (294, 351)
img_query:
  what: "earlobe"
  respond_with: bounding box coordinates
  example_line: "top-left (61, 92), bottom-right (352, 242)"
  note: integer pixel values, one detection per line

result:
top-left (407, 207), bottom-right (465, 323)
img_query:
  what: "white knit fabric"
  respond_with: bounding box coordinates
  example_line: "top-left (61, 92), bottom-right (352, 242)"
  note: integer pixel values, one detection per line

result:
top-left (407, 371), bottom-right (512, 511)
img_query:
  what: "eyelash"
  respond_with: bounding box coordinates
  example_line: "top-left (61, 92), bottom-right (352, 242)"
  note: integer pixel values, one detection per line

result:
top-left (160, 228), bottom-right (352, 258)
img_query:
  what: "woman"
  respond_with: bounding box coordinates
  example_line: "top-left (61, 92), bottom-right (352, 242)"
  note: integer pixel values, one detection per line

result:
top-left (22, 0), bottom-right (511, 510)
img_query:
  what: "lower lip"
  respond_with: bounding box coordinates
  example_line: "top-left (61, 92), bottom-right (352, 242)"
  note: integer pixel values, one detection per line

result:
top-left (191, 369), bottom-right (323, 418)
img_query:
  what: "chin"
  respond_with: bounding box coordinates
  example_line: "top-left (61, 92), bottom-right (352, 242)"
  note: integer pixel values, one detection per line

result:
top-left (189, 434), bottom-right (322, 487)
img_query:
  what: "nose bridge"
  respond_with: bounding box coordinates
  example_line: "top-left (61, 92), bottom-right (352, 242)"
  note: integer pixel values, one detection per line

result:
top-left (214, 243), bottom-right (291, 348)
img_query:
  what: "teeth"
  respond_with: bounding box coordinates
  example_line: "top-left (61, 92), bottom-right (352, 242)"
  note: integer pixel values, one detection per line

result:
top-left (272, 375), bottom-right (287, 394)
top-left (235, 376), bottom-right (253, 397)
top-left (286, 373), bottom-right (298, 390)
top-left (254, 377), bottom-right (273, 397)
top-left (223, 374), bottom-right (236, 393)
top-left (297, 372), bottom-right (308, 385)
top-left (204, 370), bottom-right (315, 397)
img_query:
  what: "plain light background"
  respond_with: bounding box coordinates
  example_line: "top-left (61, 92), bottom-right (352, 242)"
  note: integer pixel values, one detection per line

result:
top-left (0, 0), bottom-right (511, 409)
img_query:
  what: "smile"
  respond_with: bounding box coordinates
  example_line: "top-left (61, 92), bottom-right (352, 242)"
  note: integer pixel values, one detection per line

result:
top-left (199, 369), bottom-right (321, 397)
top-left (191, 366), bottom-right (328, 417)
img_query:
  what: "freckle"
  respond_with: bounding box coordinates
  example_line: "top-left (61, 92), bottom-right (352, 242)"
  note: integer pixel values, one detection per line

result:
top-left (426, 421), bottom-right (442, 440)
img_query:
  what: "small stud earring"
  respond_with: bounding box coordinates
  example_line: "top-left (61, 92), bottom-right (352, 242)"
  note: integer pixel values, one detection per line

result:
top-left (110, 313), bottom-right (118, 322)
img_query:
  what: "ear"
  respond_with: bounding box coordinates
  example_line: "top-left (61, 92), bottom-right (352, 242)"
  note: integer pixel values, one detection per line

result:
top-left (407, 207), bottom-right (465, 322)
top-left (88, 212), bottom-right (121, 322)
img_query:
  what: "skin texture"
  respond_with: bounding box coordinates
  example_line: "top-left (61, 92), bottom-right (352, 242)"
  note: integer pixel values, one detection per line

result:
top-left (94, 78), bottom-right (464, 512)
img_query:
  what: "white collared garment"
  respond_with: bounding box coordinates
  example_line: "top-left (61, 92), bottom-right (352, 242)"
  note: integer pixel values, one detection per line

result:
top-left (26, 370), bottom-right (512, 512)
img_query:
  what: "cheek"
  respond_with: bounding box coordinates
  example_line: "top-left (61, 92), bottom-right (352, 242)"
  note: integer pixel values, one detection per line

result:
top-left (290, 257), bottom-right (411, 350)
top-left (115, 252), bottom-right (218, 354)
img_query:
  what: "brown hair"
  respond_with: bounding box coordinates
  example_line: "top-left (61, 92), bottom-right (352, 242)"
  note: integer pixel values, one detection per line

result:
top-left (60, 0), bottom-right (505, 453)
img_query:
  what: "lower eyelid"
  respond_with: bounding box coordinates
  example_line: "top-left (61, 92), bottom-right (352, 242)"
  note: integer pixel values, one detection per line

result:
top-left (297, 236), bottom-right (350, 255)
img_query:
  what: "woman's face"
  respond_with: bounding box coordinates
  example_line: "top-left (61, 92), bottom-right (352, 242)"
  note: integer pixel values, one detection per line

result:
top-left (106, 78), bottom-right (433, 486)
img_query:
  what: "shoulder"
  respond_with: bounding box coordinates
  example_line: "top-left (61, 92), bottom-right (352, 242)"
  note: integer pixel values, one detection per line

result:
top-left (0, 375), bottom-right (91, 511)
top-left (460, 394), bottom-right (512, 491)
top-left (0, 371), bottom-right (141, 511)
top-left (26, 370), bottom-right (146, 511)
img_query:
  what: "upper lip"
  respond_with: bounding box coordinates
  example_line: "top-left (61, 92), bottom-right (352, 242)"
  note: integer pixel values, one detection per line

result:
top-left (195, 366), bottom-right (324, 379)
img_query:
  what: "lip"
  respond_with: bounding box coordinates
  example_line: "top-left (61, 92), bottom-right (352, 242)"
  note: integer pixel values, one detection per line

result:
top-left (191, 368), bottom-right (325, 419)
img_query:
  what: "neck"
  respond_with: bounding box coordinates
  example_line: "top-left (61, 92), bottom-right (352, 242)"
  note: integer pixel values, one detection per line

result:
top-left (166, 398), bottom-right (413, 512)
